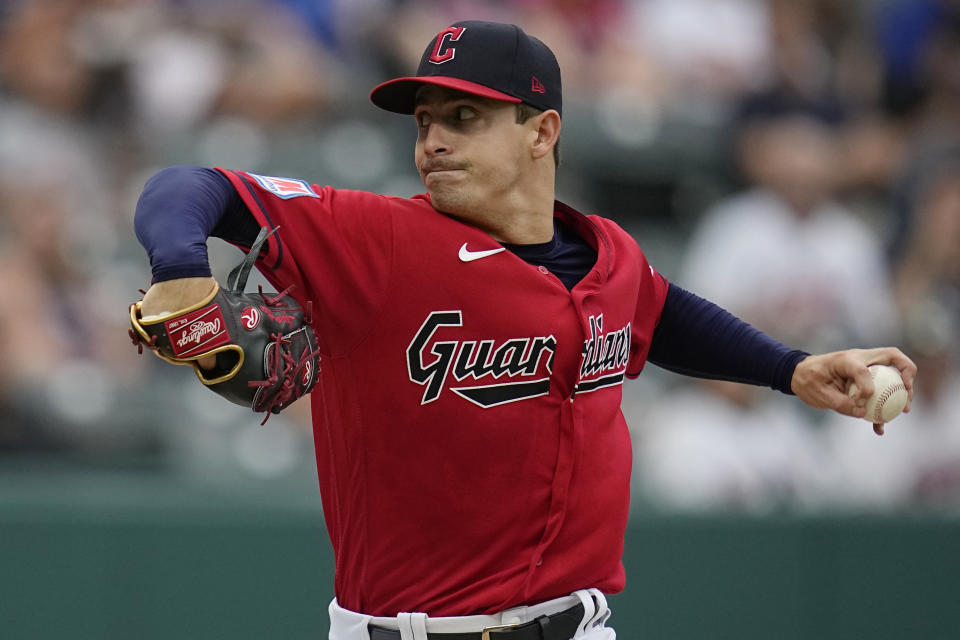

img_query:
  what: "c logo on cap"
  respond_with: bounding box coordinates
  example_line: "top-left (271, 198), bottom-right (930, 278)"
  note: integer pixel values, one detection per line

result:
top-left (429, 26), bottom-right (466, 64)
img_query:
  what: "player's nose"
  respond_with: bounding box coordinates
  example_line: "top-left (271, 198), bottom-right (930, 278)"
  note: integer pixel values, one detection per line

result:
top-left (421, 124), bottom-right (451, 156)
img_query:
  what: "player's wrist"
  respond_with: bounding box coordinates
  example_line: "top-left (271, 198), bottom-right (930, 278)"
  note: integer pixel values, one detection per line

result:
top-left (150, 262), bottom-right (213, 284)
top-left (788, 353), bottom-right (817, 397)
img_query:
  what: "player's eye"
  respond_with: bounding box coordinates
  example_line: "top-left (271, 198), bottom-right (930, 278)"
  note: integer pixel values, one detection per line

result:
top-left (456, 106), bottom-right (478, 121)
top-left (416, 112), bottom-right (432, 128)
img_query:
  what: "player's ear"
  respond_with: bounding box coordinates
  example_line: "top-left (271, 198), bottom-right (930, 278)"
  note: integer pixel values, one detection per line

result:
top-left (530, 110), bottom-right (561, 162)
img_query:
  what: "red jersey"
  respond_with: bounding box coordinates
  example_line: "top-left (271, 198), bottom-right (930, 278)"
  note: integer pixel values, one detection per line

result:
top-left (218, 169), bottom-right (668, 617)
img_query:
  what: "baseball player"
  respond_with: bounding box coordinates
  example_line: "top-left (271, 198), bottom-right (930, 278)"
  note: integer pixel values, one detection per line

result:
top-left (130, 21), bottom-right (917, 640)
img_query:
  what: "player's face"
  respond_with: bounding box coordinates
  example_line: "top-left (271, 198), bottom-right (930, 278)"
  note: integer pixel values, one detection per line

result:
top-left (413, 86), bottom-right (531, 223)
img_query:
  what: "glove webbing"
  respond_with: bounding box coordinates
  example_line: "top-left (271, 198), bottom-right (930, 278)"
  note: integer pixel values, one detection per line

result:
top-left (251, 327), bottom-right (318, 424)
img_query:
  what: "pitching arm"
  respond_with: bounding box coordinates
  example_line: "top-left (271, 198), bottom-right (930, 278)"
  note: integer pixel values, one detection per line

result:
top-left (647, 283), bottom-right (807, 393)
top-left (646, 283), bottom-right (916, 432)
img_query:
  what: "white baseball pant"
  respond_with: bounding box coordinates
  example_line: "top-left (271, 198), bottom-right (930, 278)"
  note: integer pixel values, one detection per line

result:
top-left (328, 588), bottom-right (615, 640)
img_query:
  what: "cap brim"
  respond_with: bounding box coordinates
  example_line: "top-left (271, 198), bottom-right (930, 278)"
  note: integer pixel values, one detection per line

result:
top-left (370, 76), bottom-right (521, 114)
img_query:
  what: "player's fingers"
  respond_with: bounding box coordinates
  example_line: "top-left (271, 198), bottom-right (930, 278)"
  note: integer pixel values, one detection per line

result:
top-left (824, 384), bottom-right (867, 419)
top-left (865, 347), bottom-right (918, 402)
top-left (873, 422), bottom-right (885, 436)
top-left (898, 358), bottom-right (917, 407)
top-left (846, 362), bottom-right (875, 405)
top-left (870, 348), bottom-right (917, 413)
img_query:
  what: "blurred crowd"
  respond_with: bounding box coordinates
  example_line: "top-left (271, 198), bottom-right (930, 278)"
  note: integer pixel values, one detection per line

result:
top-left (0, 0), bottom-right (958, 514)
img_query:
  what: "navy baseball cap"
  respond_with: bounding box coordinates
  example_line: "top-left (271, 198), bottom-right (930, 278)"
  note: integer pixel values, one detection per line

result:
top-left (370, 21), bottom-right (562, 116)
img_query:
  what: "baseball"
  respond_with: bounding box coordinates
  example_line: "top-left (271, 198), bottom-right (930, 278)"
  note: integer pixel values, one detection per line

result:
top-left (848, 364), bottom-right (908, 424)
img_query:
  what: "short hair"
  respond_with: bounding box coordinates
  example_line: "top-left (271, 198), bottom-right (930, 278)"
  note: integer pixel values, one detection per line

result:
top-left (516, 103), bottom-right (560, 168)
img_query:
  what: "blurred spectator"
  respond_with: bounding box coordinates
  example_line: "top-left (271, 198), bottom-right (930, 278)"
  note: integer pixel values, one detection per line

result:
top-left (0, 0), bottom-right (341, 133)
top-left (901, 302), bottom-right (960, 509)
top-left (633, 56), bottom-right (901, 510)
top-left (625, 0), bottom-right (773, 118)
top-left (876, 0), bottom-right (960, 119)
top-left (890, 146), bottom-right (960, 317)
top-left (758, 0), bottom-right (875, 116)
top-left (734, 1), bottom-right (907, 196)
top-left (833, 145), bottom-right (960, 511)
top-left (272, 0), bottom-right (340, 49)
top-left (821, 298), bottom-right (960, 511)
top-left (557, 0), bottom-right (773, 157)
top-left (0, 111), bottom-right (140, 452)
top-left (680, 110), bottom-right (899, 354)
top-left (610, 0), bottom-right (883, 125)
top-left (632, 378), bottom-right (826, 512)
top-left (0, 0), bottom-right (104, 117)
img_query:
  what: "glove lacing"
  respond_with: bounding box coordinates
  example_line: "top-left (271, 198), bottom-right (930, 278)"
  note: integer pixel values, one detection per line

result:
top-left (249, 284), bottom-right (320, 425)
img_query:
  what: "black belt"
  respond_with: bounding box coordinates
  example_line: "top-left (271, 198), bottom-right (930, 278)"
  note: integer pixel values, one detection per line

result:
top-left (368, 602), bottom-right (585, 640)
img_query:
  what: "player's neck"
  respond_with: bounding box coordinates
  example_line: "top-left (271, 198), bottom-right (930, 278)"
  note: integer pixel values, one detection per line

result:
top-left (482, 174), bottom-right (556, 244)
top-left (470, 202), bottom-right (552, 245)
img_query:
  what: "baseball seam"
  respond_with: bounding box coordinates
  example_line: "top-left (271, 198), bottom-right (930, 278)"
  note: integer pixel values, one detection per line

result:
top-left (872, 382), bottom-right (906, 423)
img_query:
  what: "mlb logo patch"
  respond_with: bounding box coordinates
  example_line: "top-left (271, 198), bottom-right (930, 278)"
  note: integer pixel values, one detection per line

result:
top-left (249, 173), bottom-right (318, 199)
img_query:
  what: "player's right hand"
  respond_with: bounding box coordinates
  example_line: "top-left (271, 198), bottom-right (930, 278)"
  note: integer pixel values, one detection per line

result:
top-left (790, 347), bottom-right (917, 435)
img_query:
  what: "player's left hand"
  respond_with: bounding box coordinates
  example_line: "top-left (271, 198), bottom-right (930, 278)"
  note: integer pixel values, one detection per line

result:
top-left (128, 227), bottom-right (321, 424)
top-left (791, 347), bottom-right (917, 435)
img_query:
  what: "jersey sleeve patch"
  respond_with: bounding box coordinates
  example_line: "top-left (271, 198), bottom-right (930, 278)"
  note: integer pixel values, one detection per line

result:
top-left (249, 173), bottom-right (319, 199)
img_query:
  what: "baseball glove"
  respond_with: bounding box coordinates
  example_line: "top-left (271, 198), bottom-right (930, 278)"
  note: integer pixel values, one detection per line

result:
top-left (129, 227), bottom-right (319, 423)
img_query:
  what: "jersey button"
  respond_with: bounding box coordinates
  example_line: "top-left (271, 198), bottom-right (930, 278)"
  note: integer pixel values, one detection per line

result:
top-left (538, 266), bottom-right (549, 275)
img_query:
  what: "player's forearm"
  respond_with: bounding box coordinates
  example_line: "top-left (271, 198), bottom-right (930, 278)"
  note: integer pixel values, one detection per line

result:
top-left (647, 283), bottom-right (809, 393)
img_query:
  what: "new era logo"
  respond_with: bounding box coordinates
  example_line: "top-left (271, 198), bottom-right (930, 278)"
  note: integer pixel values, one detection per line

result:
top-left (531, 76), bottom-right (546, 94)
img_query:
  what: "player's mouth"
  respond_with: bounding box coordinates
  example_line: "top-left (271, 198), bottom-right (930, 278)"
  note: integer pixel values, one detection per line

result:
top-left (424, 169), bottom-right (465, 186)
top-left (421, 161), bottom-right (467, 183)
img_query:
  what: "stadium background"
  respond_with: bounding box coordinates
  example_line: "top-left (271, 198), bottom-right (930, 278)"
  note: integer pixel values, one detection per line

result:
top-left (1, 0), bottom-right (958, 637)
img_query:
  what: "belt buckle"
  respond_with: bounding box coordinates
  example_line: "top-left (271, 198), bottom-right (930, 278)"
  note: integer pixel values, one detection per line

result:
top-left (480, 622), bottom-right (522, 640)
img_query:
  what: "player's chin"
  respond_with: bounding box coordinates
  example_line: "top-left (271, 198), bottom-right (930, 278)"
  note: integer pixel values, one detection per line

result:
top-left (425, 172), bottom-right (467, 198)
top-left (428, 185), bottom-right (471, 214)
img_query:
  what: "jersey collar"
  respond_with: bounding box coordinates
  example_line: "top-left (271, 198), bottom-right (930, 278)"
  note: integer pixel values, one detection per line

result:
top-left (553, 200), bottom-right (613, 287)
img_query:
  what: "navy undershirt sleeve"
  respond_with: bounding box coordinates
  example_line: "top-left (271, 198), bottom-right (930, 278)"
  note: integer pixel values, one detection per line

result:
top-left (134, 165), bottom-right (258, 282)
top-left (648, 283), bottom-right (809, 394)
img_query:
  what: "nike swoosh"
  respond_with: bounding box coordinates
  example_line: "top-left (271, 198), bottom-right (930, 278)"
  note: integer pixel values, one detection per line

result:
top-left (458, 243), bottom-right (506, 263)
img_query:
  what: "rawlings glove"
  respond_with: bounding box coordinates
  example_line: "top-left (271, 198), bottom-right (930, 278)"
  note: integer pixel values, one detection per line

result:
top-left (129, 227), bottom-right (319, 423)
